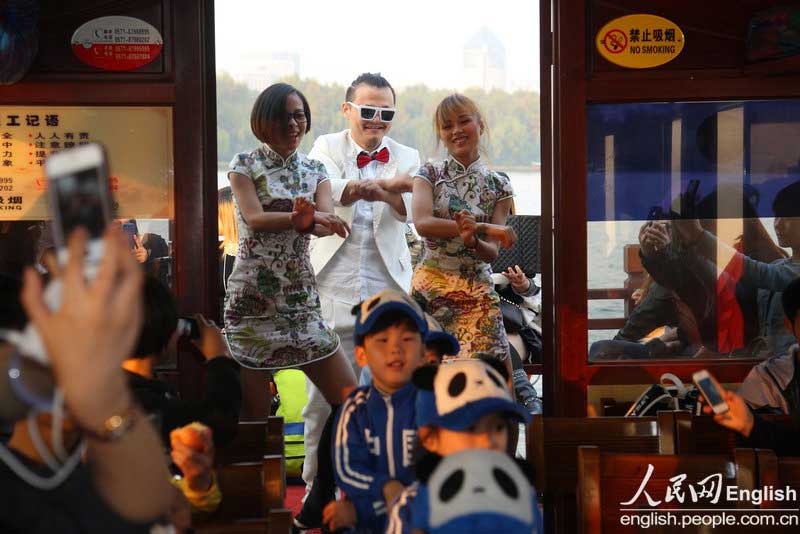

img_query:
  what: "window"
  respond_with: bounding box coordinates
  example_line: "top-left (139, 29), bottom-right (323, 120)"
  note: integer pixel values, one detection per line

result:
top-left (587, 100), bottom-right (800, 362)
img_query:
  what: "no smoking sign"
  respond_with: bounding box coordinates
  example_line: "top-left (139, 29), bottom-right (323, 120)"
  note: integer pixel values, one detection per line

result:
top-left (602, 29), bottom-right (627, 54)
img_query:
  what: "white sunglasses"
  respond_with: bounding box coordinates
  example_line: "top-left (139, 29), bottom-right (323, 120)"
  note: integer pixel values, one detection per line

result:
top-left (347, 102), bottom-right (396, 123)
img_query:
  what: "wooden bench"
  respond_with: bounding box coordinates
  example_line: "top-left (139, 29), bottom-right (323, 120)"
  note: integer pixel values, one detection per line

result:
top-left (195, 460), bottom-right (291, 533)
top-left (578, 447), bottom-right (758, 534)
top-left (527, 413), bottom-right (678, 534)
top-left (216, 417), bottom-right (285, 466)
top-left (755, 450), bottom-right (800, 510)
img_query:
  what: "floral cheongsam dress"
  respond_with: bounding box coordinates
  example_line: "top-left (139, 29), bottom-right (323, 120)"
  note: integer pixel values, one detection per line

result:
top-left (411, 156), bottom-right (514, 361)
top-left (224, 145), bottom-right (339, 369)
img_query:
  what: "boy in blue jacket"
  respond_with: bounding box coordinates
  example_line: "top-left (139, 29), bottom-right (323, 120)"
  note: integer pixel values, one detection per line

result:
top-left (323, 289), bottom-right (428, 533)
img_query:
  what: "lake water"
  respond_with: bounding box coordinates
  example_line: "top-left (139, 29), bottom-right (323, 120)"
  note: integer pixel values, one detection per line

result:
top-left (218, 170), bottom-right (787, 348)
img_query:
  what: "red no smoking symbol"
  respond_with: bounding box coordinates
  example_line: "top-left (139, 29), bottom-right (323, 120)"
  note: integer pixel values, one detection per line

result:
top-left (602, 29), bottom-right (627, 54)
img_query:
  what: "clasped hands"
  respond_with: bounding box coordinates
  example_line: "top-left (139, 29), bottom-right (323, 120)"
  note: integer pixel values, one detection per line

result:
top-left (344, 174), bottom-right (413, 204)
top-left (290, 197), bottom-right (350, 238)
top-left (454, 210), bottom-right (517, 249)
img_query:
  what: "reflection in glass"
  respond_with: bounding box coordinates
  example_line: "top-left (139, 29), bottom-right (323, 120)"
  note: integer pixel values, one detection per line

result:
top-left (587, 100), bottom-right (800, 362)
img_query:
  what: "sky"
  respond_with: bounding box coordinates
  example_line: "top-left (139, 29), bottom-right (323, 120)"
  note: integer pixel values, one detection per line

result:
top-left (214, 0), bottom-right (540, 91)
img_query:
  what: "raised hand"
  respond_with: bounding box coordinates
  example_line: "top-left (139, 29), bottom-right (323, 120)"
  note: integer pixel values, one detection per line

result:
top-left (291, 196), bottom-right (316, 232)
top-left (505, 265), bottom-right (531, 293)
top-left (21, 228), bottom-right (143, 431)
top-left (132, 234), bottom-right (148, 263)
top-left (170, 422), bottom-right (215, 492)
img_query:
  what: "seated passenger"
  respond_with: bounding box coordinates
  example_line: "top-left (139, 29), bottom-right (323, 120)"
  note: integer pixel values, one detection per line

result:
top-left (738, 276), bottom-right (800, 413)
top-left (642, 185), bottom-right (793, 356)
top-left (124, 276), bottom-right (242, 446)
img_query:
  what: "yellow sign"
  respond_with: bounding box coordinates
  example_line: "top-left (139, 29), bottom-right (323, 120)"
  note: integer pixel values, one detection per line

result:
top-left (596, 14), bottom-right (684, 69)
top-left (0, 106), bottom-right (173, 221)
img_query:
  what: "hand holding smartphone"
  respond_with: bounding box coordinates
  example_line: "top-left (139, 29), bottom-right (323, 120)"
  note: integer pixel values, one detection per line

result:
top-left (692, 370), bottom-right (729, 415)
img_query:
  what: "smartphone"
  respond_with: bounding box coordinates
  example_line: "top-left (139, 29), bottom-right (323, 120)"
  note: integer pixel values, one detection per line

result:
top-left (121, 221), bottom-right (138, 248)
top-left (692, 370), bottom-right (729, 415)
top-left (177, 317), bottom-right (201, 340)
top-left (45, 143), bottom-right (112, 277)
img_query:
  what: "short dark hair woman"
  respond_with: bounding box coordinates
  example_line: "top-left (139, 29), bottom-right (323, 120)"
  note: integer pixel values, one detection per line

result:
top-left (224, 83), bottom-right (356, 418)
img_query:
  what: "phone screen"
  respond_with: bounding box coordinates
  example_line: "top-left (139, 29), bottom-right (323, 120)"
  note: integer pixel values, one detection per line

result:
top-left (698, 377), bottom-right (724, 406)
top-left (53, 168), bottom-right (108, 240)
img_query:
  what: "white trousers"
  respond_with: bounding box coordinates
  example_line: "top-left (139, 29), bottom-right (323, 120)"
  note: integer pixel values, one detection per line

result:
top-left (301, 294), bottom-right (357, 492)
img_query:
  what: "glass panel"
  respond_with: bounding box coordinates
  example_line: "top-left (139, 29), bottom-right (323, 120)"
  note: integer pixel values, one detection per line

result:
top-left (587, 100), bottom-right (800, 362)
top-left (0, 105), bottom-right (174, 315)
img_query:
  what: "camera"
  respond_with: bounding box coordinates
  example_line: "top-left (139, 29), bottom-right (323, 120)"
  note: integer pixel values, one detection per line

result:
top-left (176, 317), bottom-right (200, 339)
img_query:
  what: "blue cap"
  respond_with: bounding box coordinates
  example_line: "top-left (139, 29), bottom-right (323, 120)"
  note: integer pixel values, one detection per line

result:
top-left (423, 313), bottom-right (460, 356)
top-left (353, 289), bottom-right (428, 345)
top-left (411, 449), bottom-right (541, 534)
top-left (414, 359), bottom-right (531, 431)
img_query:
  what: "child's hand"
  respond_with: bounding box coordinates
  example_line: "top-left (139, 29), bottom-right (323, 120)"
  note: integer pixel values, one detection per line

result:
top-left (291, 197), bottom-right (316, 232)
top-left (505, 265), bottom-right (530, 293)
top-left (323, 500), bottom-right (357, 531)
top-left (454, 210), bottom-right (478, 248)
top-left (170, 423), bottom-right (215, 492)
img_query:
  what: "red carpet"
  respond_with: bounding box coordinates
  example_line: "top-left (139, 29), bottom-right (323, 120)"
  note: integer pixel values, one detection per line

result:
top-left (285, 481), bottom-right (321, 533)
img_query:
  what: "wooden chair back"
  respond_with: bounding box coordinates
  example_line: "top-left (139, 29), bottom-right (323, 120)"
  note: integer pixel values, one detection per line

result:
top-left (755, 449), bottom-right (800, 510)
top-left (528, 413), bottom-right (677, 534)
top-left (578, 447), bottom-right (758, 534)
top-left (215, 416), bottom-right (284, 466)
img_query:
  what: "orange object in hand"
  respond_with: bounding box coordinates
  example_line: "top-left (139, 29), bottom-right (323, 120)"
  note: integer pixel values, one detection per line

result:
top-left (171, 421), bottom-right (211, 452)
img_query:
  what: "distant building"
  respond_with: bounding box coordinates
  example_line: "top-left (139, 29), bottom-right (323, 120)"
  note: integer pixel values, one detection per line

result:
top-left (236, 52), bottom-right (300, 91)
top-left (463, 27), bottom-right (507, 91)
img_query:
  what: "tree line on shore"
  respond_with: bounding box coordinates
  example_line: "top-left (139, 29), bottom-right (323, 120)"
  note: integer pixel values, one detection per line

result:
top-left (217, 72), bottom-right (541, 169)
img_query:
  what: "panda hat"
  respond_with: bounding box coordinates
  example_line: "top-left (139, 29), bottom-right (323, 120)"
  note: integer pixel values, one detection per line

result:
top-left (413, 358), bottom-right (531, 431)
top-left (352, 289), bottom-right (429, 345)
top-left (423, 313), bottom-right (460, 356)
top-left (410, 449), bottom-right (541, 534)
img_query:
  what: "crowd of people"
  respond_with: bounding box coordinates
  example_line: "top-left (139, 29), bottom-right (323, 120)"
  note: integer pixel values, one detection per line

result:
top-left (2, 69), bottom-right (800, 533)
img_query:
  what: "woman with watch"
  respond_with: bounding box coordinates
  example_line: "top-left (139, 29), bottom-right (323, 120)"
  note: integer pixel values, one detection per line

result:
top-left (411, 93), bottom-right (517, 361)
top-left (225, 83), bottom-right (356, 418)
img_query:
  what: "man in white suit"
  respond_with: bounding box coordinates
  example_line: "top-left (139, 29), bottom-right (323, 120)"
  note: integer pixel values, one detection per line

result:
top-left (294, 73), bottom-right (419, 531)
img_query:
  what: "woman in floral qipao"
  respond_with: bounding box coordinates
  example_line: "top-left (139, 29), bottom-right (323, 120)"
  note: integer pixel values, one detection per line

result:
top-left (226, 83), bottom-right (357, 418)
top-left (411, 94), bottom-right (518, 363)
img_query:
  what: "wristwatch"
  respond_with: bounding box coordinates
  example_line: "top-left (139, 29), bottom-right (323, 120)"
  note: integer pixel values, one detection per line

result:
top-left (82, 403), bottom-right (139, 442)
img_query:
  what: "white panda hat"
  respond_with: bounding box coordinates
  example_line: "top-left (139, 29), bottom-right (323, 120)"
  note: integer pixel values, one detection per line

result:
top-left (410, 449), bottom-right (541, 534)
top-left (414, 358), bottom-right (531, 431)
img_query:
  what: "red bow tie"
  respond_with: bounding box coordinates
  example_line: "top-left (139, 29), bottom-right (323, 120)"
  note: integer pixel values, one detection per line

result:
top-left (356, 147), bottom-right (390, 168)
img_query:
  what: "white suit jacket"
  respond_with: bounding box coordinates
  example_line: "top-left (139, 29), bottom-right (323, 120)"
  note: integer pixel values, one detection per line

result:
top-left (308, 129), bottom-right (420, 292)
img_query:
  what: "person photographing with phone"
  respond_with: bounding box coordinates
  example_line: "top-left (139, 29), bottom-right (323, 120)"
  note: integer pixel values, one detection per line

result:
top-left (700, 277), bottom-right (800, 456)
top-left (0, 227), bottom-right (176, 532)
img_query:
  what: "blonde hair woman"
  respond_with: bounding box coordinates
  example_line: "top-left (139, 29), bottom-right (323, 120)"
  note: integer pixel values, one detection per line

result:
top-left (411, 94), bottom-right (517, 362)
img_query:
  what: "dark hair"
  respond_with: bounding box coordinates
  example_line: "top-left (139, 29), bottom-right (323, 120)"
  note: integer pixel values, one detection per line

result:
top-left (356, 310), bottom-right (420, 346)
top-left (345, 72), bottom-right (396, 104)
top-left (424, 340), bottom-right (449, 362)
top-left (782, 277), bottom-right (800, 325)
top-left (0, 274), bottom-right (25, 330)
top-left (132, 276), bottom-right (178, 358)
top-left (773, 180), bottom-right (800, 218)
top-left (250, 83), bottom-right (311, 144)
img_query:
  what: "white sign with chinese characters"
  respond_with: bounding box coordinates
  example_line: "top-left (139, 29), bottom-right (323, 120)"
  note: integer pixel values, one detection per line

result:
top-left (0, 106), bottom-right (173, 221)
